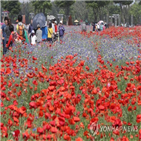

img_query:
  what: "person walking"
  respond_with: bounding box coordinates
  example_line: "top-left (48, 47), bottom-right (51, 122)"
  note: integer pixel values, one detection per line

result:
top-left (52, 20), bottom-right (55, 34)
top-left (6, 24), bottom-right (15, 49)
top-left (28, 19), bottom-right (33, 43)
top-left (1, 17), bottom-right (8, 55)
top-left (5, 18), bottom-right (11, 46)
top-left (47, 22), bottom-right (53, 43)
top-left (100, 23), bottom-right (104, 31)
top-left (41, 22), bottom-right (48, 41)
top-left (30, 30), bottom-right (37, 45)
top-left (92, 22), bottom-right (96, 32)
top-left (54, 21), bottom-right (58, 41)
top-left (16, 15), bottom-right (27, 42)
top-left (54, 21), bottom-right (58, 34)
top-left (58, 21), bottom-right (65, 41)
top-left (81, 22), bottom-right (87, 32)
top-left (36, 24), bottom-right (42, 43)
top-left (97, 24), bottom-right (100, 31)
top-left (28, 19), bottom-right (33, 35)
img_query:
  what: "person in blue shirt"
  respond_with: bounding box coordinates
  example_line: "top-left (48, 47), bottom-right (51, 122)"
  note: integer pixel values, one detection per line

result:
top-left (58, 21), bottom-right (65, 41)
top-left (41, 22), bottom-right (48, 41)
top-left (1, 17), bottom-right (8, 55)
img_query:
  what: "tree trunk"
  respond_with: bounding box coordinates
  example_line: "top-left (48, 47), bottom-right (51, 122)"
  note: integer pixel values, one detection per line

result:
top-left (94, 8), bottom-right (98, 22)
top-left (43, 8), bottom-right (45, 15)
top-left (66, 6), bottom-right (70, 25)
top-left (120, 3), bottom-right (124, 24)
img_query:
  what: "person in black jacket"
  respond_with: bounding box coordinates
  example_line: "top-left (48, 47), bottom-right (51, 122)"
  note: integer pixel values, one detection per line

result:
top-left (92, 22), bottom-right (96, 32)
top-left (28, 19), bottom-right (33, 35)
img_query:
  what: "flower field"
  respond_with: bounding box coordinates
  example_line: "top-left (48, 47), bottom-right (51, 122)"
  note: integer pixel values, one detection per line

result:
top-left (0, 26), bottom-right (141, 141)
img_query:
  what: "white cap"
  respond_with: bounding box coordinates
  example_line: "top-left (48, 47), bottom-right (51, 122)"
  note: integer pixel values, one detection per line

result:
top-left (55, 21), bottom-right (57, 24)
top-left (32, 30), bottom-right (35, 33)
top-left (60, 21), bottom-right (62, 24)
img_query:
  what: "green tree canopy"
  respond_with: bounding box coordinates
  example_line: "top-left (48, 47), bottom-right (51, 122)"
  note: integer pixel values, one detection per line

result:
top-left (72, 1), bottom-right (89, 22)
top-left (129, 3), bottom-right (141, 25)
top-left (2, 0), bottom-right (21, 17)
top-left (55, 1), bottom-right (75, 10)
top-left (85, 1), bottom-right (110, 21)
top-left (113, 1), bottom-right (133, 5)
top-left (55, 1), bottom-right (75, 24)
top-left (31, 1), bottom-right (52, 15)
top-left (85, 1), bottom-right (110, 9)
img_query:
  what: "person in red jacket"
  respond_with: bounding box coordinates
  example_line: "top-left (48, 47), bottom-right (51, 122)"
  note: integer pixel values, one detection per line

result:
top-left (6, 25), bottom-right (15, 48)
top-left (54, 21), bottom-right (58, 42)
top-left (6, 24), bottom-right (25, 49)
top-left (54, 21), bottom-right (58, 33)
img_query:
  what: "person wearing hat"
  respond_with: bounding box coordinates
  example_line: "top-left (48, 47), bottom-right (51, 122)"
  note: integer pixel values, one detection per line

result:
top-left (30, 30), bottom-right (36, 45)
top-left (58, 21), bottom-right (65, 41)
top-left (36, 24), bottom-right (42, 43)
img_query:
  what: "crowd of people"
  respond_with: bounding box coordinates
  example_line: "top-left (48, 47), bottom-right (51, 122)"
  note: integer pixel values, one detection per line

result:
top-left (1, 15), bottom-right (65, 55)
top-left (92, 22), bottom-right (107, 32)
top-left (1, 14), bottom-right (108, 56)
top-left (81, 21), bottom-right (108, 32)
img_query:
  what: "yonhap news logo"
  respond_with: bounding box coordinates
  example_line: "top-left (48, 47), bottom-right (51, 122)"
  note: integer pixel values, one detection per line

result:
top-left (90, 122), bottom-right (99, 136)
top-left (90, 122), bottom-right (138, 136)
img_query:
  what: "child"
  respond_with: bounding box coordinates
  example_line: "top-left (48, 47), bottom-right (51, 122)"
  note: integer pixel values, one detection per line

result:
top-left (36, 24), bottom-right (42, 43)
top-left (30, 30), bottom-right (36, 45)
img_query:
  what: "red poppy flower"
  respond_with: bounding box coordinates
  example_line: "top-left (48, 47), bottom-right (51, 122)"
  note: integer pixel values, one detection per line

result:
top-left (13, 130), bottom-right (20, 141)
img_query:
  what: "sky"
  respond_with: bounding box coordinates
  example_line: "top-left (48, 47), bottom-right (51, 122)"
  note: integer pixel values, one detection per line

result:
top-left (19, 0), bottom-right (29, 3)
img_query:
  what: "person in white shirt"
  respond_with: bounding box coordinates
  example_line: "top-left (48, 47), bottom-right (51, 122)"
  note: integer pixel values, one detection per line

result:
top-left (52, 20), bottom-right (55, 34)
top-left (30, 30), bottom-right (36, 45)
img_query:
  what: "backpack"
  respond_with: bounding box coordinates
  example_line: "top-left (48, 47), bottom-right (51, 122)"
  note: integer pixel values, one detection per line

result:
top-left (11, 32), bottom-right (21, 43)
top-left (12, 32), bottom-right (18, 40)
top-left (18, 24), bottom-right (24, 37)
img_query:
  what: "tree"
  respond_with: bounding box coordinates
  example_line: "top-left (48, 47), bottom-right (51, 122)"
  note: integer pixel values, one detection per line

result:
top-left (129, 3), bottom-right (141, 25)
top-left (48, 2), bottom-right (60, 20)
top-left (31, 1), bottom-right (52, 15)
top-left (113, 1), bottom-right (133, 24)
top-left (113, 1), bottom-right (133, 6)
top-left (85, 1), bottom-right (110, 21)
top-left (55, 1), bottom-right (75, 25)
top-left (72, 1), bottom-right (89, 22)
top-left (2, 0), bottom-right (21, 22)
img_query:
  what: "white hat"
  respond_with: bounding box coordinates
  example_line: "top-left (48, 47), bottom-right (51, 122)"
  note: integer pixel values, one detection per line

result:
top-left (55, 21), bottom-right (57, 24)
top-left (37, 24), bottom-right (40, 28)
top-left (31, 30), bottom-right (35, 33)
top-left (60, 21), bottom-right (62, 24)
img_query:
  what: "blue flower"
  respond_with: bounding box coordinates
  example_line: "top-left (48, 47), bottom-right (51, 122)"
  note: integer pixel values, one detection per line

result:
top-left (33, 128), bottom-right (36, 132)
